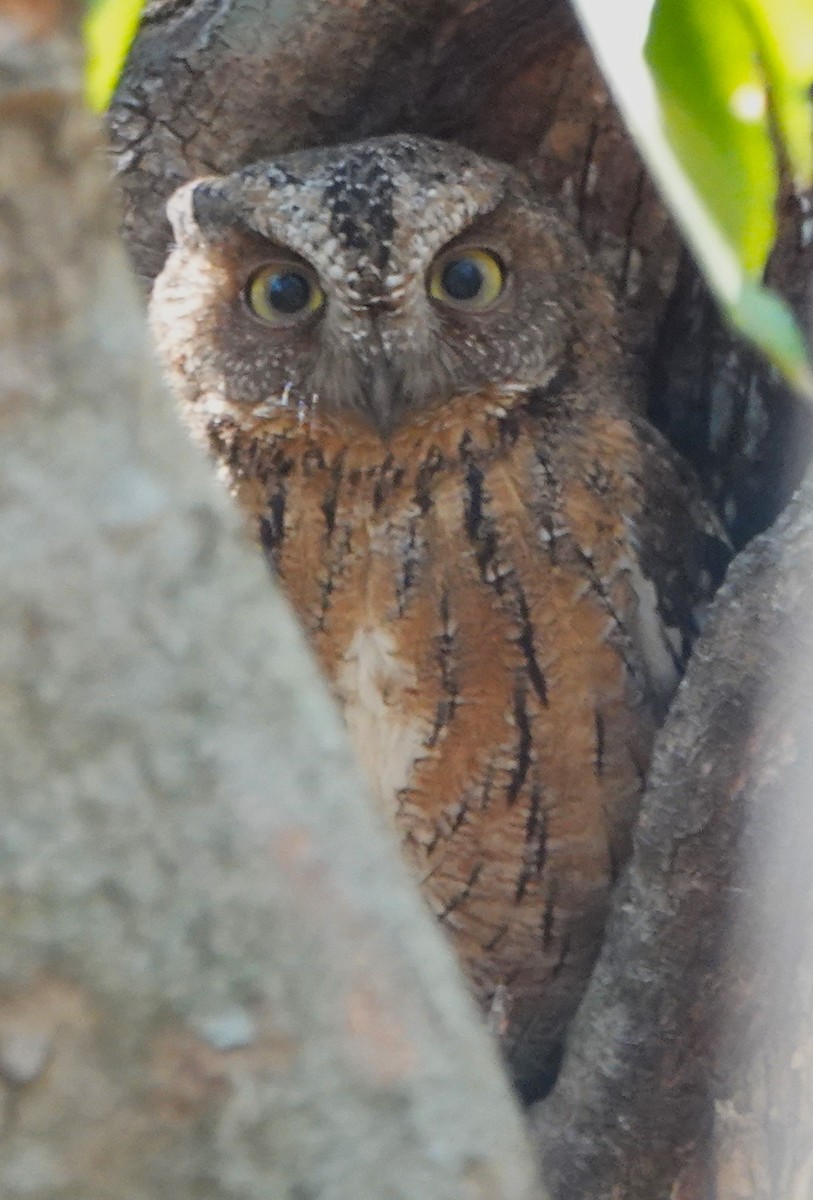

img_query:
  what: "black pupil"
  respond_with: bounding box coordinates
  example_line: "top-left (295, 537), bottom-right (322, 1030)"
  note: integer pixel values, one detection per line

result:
top-left (441, 257), bottom-right (484, 301)
top-left (266, 271), bottom-right (311, 314)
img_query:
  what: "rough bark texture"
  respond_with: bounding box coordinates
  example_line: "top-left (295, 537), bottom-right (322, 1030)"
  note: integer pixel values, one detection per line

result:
top-left (533, 472), bottom-right (813, 1197)
top-left (32, 0), bottom-right (813, 1196)
top-left (0, 7), bottom-right (543, 1196)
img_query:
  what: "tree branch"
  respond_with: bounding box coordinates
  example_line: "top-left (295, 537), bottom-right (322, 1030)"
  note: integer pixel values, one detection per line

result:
top-left (533, 473), bottom-right (813, 1197)
top-left (0, 9), bottom-right (543, 1196)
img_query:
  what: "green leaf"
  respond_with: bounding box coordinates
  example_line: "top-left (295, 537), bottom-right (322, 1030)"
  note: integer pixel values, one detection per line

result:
top-left (732, 284), bottom-right (813, 400)
top-left (572, 0), bottom-right (813, 398)
top-left (738, 0), bottom-right (813, 186)
top-left (83, 0), bottom-right (143, 112)
top-left (646, 0), bottom-right (777, 276)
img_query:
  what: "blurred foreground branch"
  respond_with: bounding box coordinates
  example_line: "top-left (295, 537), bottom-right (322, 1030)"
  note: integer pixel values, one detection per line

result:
top-left (0, 6), bottom-right (542, 1196)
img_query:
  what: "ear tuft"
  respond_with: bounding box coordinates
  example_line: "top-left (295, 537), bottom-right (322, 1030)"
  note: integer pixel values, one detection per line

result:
top-left (165, 177), bottom-right (227, 245)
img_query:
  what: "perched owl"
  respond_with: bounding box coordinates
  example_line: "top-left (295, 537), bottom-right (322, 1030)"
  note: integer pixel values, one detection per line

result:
top-left (150, 134), bottom-right (728, 1101)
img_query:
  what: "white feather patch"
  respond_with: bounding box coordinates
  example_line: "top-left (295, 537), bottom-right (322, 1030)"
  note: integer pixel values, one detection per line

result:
top-left (336, 626), bottom-right (426, 813)
top-left (622, 553), bottom-right (683, 704)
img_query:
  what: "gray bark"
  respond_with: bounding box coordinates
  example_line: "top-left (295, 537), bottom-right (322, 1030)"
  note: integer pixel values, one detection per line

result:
top-left (0, 8), bottom-right (543, 1197)
top-left (533, 471), bottom-right (813, 1197)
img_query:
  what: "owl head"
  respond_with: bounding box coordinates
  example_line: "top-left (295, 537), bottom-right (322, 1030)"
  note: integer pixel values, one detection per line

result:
top-left (151, 135), bottom-right (621, 437)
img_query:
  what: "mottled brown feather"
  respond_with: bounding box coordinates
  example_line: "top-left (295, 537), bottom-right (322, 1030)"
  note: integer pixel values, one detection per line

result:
top-left (150, 134), bottom-right (728, 1099)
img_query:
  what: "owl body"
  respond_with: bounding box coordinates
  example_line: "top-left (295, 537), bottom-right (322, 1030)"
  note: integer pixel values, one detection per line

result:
top-left (151, 136), bottom-right (726, 1098)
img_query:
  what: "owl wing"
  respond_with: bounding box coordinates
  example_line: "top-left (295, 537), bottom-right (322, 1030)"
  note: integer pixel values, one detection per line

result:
top-left (620, 413), bottom-right (732, 713)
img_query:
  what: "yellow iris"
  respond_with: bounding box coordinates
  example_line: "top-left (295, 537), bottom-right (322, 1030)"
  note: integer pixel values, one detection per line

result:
top-left (246, 263), bottom-right (325, 324)
top-left (428, 248), bottom-right (505, 310)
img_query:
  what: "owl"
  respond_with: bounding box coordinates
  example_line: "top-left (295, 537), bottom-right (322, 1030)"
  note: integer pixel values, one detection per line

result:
top-left (150, 134), bottom-right (728, 1101)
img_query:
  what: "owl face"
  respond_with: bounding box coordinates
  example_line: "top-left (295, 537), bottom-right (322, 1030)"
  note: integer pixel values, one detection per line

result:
top-left (152, 135), bottom-right (614, 436)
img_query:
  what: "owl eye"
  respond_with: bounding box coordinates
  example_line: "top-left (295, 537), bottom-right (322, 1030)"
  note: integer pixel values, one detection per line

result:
top-left (428, 248), bottom-right (505, 310)
top-left (246, 262), bottom-right (325, 324)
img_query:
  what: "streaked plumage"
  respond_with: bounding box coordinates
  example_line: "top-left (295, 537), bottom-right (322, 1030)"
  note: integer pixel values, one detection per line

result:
top-left (151, 135), bottom-right (728, 1099)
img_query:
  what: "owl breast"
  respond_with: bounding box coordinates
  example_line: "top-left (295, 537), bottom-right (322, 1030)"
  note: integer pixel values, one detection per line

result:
top-left (149, 133), bottom-right (728, 1103)
top-left (335, 625), bottom-right (427, 809)
top-left (210, 386), bottom-right (696, 1099)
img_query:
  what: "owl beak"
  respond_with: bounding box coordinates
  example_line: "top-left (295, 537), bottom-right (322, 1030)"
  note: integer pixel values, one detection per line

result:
top-left (366, 356), bottom-right (398, 435)
top-left (361, 323), bottom-right (401, 436)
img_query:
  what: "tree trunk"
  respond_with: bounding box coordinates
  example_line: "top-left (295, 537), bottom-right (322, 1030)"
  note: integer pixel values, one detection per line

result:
top-left (533, 470), bottom-right (813, 1197)
top-left (0, 5), bottom-right (543, 1196)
